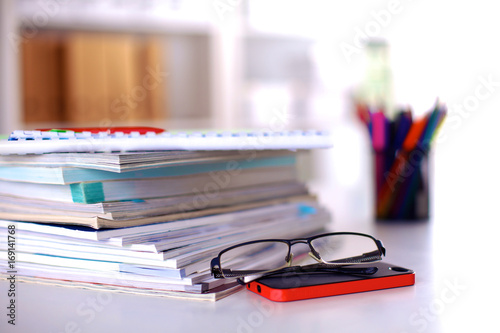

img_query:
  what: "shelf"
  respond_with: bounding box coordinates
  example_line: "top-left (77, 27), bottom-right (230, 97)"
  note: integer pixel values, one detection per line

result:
top-left (17, 1), bottom-right (214, 35)
top-left (1, 0), bottom-right (319, 134)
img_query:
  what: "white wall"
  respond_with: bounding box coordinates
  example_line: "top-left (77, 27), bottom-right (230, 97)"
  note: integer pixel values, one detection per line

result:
top-left (263, 0), bottom-right (500, 226)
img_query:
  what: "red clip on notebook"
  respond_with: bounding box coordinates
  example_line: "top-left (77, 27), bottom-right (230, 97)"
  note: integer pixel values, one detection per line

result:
top-left (36, 127), bottom-right (165, 135)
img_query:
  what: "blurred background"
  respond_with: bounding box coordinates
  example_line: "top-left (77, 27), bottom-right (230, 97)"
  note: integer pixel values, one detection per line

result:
top-left (0, 0), bottom-right (499, 229)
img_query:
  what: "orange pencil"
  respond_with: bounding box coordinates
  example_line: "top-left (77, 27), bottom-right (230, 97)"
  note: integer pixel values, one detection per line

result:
top-left (376, 114), bottom-right (430, 218)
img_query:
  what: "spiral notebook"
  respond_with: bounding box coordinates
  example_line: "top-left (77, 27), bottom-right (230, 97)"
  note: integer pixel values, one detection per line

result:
top-left (0, 128), bottom-right (332, 155)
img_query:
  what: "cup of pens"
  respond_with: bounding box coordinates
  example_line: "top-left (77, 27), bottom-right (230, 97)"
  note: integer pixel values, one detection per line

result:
top-left (356, 102), bottom-right (447, 221)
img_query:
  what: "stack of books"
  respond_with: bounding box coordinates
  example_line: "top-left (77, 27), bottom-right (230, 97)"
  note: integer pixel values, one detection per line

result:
top-left (0, 129), bottom-right (332, 301)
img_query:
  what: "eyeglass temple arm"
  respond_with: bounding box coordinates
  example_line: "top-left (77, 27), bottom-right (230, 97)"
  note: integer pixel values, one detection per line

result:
top-left (326, 251), bottom-right (384, 264)
top-left (211, 256), bottom-right (274, 278)
top-left (376, 240), bottom-right (386, 256)
top-left (215, 268), bottom-right (269, 278)
top-left (298, 264), bottom-right (378, 275)
top-left (309, 247), bottom-right (384, 265)
top-left (258, 264), bottom-right (379, 278)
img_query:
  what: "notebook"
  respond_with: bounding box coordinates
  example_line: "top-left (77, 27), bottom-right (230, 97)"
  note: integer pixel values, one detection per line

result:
top-left (0, 129), bottom-right (332, 155)
top-left (0, 181), bottom-right (308, 219)
top-left (0, 165), bottom-right (295, 204)
top-left (0, 155), bottom-right (295, 184)
top-left (0, 150), bottom-right (292, 172)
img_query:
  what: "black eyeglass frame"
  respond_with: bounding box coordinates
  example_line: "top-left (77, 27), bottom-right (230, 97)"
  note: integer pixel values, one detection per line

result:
top-left (210, 232), bottom-right (386, 280)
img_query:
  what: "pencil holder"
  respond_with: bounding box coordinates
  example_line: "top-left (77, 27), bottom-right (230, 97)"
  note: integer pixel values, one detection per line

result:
top-left (374, 147), bottom-right (430, 221)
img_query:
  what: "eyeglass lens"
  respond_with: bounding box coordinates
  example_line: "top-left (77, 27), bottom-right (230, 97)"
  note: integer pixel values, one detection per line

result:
top-left (310, 234), bottom-right (382, 264)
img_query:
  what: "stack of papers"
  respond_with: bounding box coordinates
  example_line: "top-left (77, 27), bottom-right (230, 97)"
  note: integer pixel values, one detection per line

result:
top-left (0, 131), bottom-right (332, 301)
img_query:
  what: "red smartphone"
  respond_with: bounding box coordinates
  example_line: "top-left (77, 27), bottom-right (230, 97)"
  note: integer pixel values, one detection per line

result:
top-left (246, 262), bottom-right (415, 302)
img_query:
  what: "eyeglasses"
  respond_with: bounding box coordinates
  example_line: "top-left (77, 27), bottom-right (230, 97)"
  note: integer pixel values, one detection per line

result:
top-left (210, 232), bottom-right (386, 282)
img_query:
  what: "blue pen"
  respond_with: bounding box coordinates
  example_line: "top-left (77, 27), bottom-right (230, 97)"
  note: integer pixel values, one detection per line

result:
top-left (386, 110), bottom-right (405, 177)
top-left (393, 111), bottom-right (413, 155)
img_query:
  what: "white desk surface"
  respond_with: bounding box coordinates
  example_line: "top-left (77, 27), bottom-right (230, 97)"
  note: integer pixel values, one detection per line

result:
top-left (1, 213), bottom-right (495, 333)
